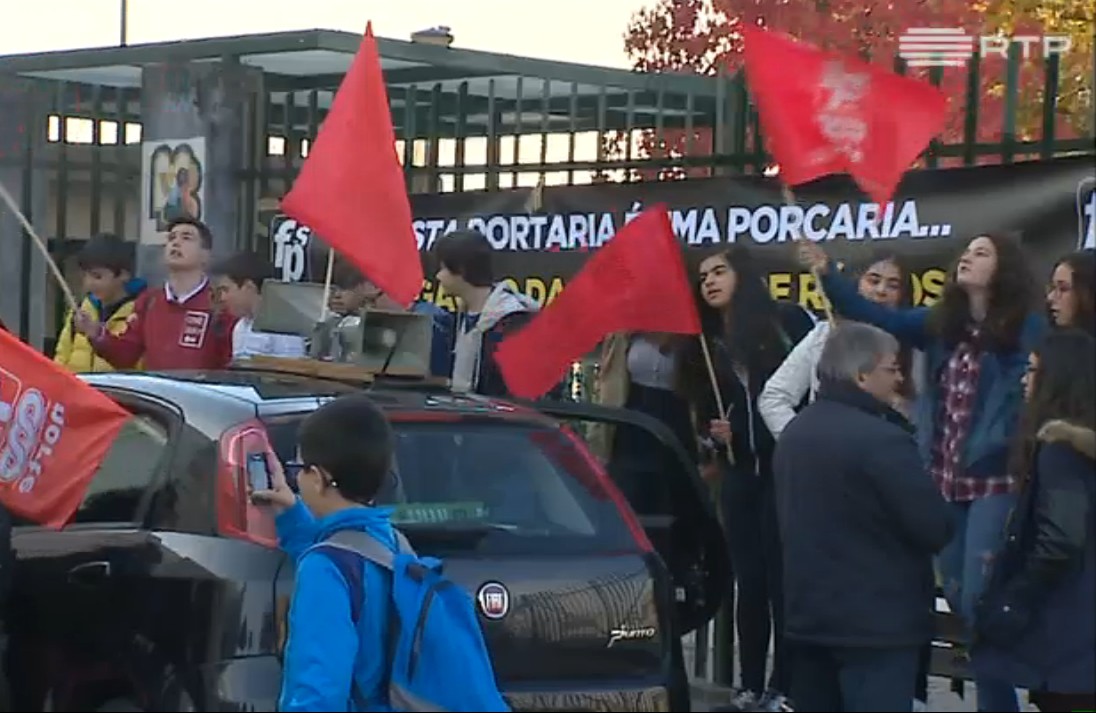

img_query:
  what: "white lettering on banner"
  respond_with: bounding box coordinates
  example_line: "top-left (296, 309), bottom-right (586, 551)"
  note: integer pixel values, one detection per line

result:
top-left (0, 367), bottom-right (67, 494)
top-left (727, 200), bottom-right (946, 243)
top-left (416, 218), bottom-right (463, 250)
top-left (272, 218), bottom-right (312, 282)
top-left (1079, 176), bottom-right (1095, 250)
top-left (416, 214), bottom-right (619, 252)
top-left (414, 200), bottom-right (953, 251)
top-left (671, 207), bottom-right (722, 245)
top-left (623, 202), bottom-right (645, 225)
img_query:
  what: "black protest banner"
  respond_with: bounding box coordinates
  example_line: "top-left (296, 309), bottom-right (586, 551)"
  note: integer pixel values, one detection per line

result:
top-left (266, 155), bottom-right (1095, 315)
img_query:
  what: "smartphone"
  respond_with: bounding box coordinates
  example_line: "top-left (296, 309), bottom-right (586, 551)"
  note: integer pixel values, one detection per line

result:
top-left (246, 452), bottom-right (272, 492)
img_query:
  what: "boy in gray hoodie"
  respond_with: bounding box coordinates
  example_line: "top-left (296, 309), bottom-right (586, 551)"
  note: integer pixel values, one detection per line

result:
top-left (434, 230), bottom-right (541, 397)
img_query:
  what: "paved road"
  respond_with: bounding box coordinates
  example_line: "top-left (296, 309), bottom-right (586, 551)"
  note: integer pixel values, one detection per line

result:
top-left (684, 632), bottom-right (1037, 711)
top-left (691, 677), bottom-right (1037, 711)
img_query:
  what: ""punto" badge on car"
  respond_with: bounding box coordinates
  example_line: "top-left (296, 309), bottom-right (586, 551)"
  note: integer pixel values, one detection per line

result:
top-left (607, 625), bottom-right (657, 648)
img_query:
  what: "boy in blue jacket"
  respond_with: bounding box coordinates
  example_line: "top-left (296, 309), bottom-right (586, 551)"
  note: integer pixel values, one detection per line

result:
top-left (253, 393), bottom-right (398, 712)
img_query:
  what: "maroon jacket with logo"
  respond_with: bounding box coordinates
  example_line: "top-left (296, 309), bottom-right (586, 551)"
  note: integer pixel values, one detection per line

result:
top-left (91, 281), bottom-right (235, 370)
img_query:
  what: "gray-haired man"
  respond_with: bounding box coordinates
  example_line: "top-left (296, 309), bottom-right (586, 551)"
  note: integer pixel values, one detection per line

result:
top-left (773, 322), bottom-right (953, 712)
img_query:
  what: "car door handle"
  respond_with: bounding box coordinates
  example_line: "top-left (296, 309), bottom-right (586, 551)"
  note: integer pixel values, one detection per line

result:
top-left (67, 561), bottom-right (112, 586)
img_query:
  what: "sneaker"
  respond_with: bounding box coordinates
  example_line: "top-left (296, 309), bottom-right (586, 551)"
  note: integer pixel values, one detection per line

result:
top-left (758, 690), bottom-right (795, 711)
top-left (726, 689), bottom-right (761, 711)
top-left (912, 699), bottom-right (928, 712)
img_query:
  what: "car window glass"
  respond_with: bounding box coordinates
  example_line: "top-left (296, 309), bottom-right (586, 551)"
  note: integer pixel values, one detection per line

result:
top-left (557, 416), bottom-right (677, 518)
top-left (390, 426), bottom-right (598, 536)
top-left (263, 417), bottom-right (635, 555)
top-left (74, 413), bottom-right (169, 524)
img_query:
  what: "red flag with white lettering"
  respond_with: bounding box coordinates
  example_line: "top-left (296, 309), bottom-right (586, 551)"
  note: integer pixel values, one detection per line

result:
top-left (0, 329), bottom-right (131, 528)
top-left (742, 25), bottom-right (948, 205)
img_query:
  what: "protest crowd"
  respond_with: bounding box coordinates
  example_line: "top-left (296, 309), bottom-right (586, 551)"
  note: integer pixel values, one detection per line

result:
top-left (0, 22), bottom-right (1093, 713)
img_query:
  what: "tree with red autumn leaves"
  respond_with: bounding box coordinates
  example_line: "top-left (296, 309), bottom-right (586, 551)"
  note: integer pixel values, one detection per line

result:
top-left (616, 0), bottom-right (1094, 179)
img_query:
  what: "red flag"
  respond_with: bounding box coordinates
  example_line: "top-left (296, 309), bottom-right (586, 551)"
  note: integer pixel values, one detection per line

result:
top-left (742, 26), bottom-right (948, 205)
top-left (280, 23), bottom-right (423, 307)
top-left (495, 206), bottom-right (700, 399)
top-left (0, 329), bottom-right (130, 528)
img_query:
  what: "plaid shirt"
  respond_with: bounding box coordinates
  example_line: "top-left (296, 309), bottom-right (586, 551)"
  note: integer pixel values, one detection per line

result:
top-left (929, 332), bottom-right (1018, 502)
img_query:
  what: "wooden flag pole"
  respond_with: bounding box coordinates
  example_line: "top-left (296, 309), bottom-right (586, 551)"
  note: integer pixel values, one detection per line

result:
top-left (318, 247), bottom-right (335, 322)
top-left (699, 335), bottom-right (726, 416)
top-left (0, 180), bottom-right (79, 313)
top-left (699, 334), bottom-right (734, 465)
top-left (781, 185), bottom-right (835, 326)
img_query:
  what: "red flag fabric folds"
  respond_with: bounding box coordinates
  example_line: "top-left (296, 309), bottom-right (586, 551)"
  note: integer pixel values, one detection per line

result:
top-left (280, 23), bottom-right (423, 307)
top-left (0, 329), bottom-right (131, 528)
top-left (495, 206), bottom-right (701, 400)
top-left (742, 25), bottom-right (948, 205)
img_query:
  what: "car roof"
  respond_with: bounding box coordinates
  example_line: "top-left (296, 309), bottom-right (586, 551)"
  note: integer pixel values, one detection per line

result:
top-left (80, 368), bottom-right (554, 426)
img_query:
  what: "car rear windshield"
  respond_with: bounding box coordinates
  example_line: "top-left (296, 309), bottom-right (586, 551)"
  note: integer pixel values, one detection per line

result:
top-left (263, 416), bottom-right (639, 555)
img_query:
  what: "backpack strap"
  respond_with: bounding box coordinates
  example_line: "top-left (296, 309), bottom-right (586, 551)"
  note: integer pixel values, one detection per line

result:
top-left (309, 528), bottom-right (414, 623)
top-left (324, 528), bottom-right (415, 571)
top-left (308, 528), bottom-right (415, 712)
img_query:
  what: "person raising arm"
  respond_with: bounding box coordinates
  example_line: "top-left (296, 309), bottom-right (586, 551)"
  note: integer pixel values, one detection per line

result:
top-left (73, 218), bottom-right (234, 370)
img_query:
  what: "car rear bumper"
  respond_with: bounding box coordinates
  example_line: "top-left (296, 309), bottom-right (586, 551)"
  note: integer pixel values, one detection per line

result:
top-left (198, 660), bottom-right (680, 712)
top-left (503, 683), bottom-right (673, 712)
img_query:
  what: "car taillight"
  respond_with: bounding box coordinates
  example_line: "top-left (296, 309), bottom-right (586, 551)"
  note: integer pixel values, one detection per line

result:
top-left (217, 419), bottom-right (278, 548)
top-left (558, 427), bottom-right (654, 554)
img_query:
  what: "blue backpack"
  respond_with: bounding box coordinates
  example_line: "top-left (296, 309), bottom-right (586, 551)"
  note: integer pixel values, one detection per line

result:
top-left (311, 529), bottom-right (510, 713)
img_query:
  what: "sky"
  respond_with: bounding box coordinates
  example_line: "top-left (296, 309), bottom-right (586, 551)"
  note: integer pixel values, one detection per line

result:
top-left (8, 0), bottom-right (645, 68)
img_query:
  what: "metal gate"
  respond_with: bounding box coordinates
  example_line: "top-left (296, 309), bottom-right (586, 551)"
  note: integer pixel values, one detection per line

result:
top-left (0, 32), bottom-right (1092, 349)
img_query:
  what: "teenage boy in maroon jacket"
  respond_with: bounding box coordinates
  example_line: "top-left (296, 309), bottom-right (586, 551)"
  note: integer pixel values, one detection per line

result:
top-left (74, 218), bottom-right (234, 370)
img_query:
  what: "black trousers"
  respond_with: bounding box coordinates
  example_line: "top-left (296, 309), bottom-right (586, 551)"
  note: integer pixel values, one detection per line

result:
top-left (610, 383), bottom-right (696, 513)
top-left (721, 465), bottom-right (786, 694)
top-left (790, 643), bottom-right (920, 712)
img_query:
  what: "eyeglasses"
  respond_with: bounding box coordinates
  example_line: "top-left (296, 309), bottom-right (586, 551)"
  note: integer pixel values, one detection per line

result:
top-left (283, 459), bottom-right (305, 490)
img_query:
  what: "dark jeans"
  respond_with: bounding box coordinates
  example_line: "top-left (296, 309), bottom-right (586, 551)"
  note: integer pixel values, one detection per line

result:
top-left (915, 639), bottom-right (930, 702)
top-left (790, 643), bottom-right (920, 712)
top-left (721, 465), bottom-right (786, 694)
top-left (938, 494), bottom-right (1021, 712)
top-left (612, 384), bottom-right (695, 462)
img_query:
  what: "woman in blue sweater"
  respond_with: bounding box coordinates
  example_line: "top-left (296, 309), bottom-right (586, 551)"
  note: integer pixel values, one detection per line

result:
top-left (798, 233), bottom-right (1046, 711)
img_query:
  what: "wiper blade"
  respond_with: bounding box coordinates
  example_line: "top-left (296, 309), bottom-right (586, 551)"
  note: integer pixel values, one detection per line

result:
top-left (396, 521), bottom-right (520, 533)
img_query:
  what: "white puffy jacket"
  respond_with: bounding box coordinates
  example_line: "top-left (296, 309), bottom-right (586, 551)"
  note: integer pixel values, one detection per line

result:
top-left (759, 321), bottom-right (832, 437)
top-left (759, 320), bottom-right (924, 437)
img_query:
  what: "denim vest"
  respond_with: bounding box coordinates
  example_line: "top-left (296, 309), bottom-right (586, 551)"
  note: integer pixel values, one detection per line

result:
top-left (819, 270), bottom-right (1046, 479)
top-left (913, 316), bottom-right (1043, 478)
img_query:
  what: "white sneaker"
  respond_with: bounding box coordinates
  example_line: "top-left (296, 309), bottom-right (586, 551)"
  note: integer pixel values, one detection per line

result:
top-left (912, 698), bottom-right (928, 712)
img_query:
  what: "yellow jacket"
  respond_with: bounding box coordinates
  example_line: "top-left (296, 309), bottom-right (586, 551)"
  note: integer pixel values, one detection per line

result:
top-left (54, 290), bottom-right (146, 373)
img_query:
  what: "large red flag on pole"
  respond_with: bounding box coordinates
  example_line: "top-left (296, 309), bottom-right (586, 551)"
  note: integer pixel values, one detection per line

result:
top-left (280, 23), bottom-right (423, 307)
top-left (742, 25), bottom-right (948, 205)
top-left (495, 206), bottom-right (701, 400)
top-left (0, 329), bottom-right (131, 528)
